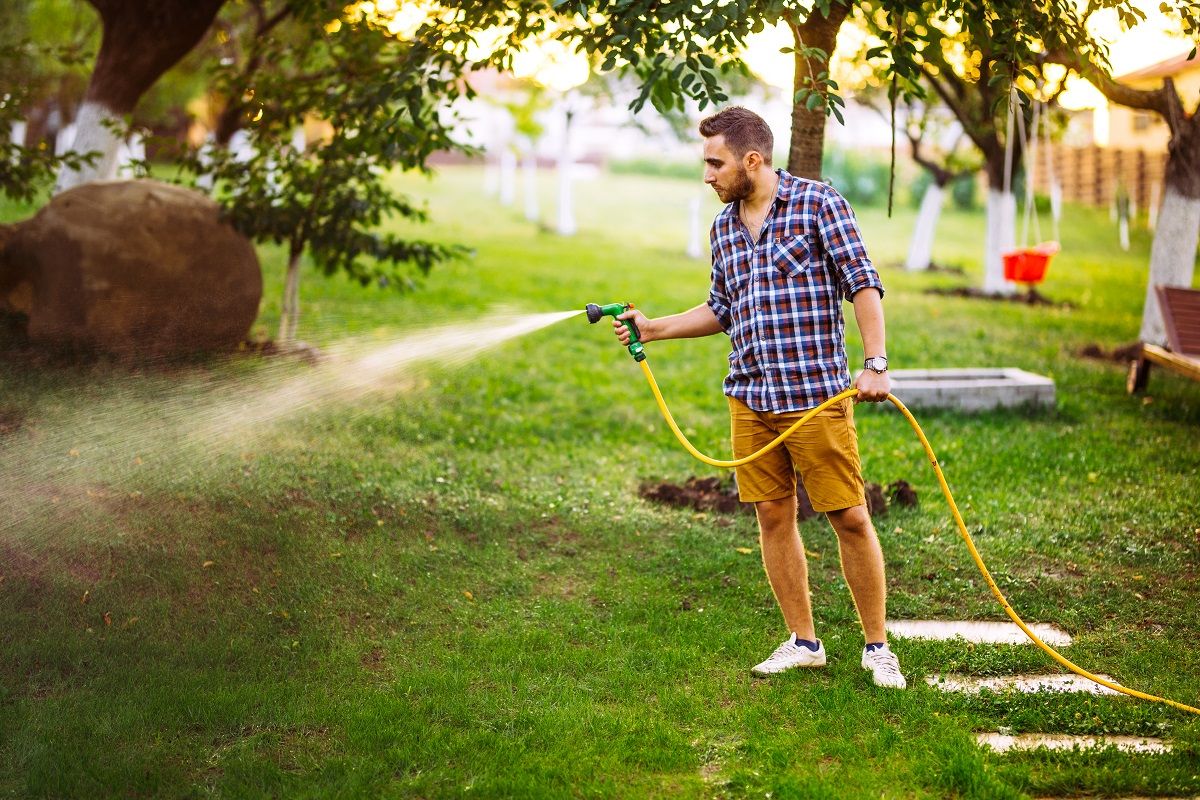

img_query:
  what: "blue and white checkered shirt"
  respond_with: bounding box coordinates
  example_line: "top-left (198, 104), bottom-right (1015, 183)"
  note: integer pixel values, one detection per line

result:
top-left (706, 169), bottom-right (884, 413)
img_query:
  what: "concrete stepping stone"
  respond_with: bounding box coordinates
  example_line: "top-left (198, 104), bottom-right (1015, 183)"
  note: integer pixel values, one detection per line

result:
top-left (976, 732), bottom-right (1169, 754)
top-left (887, 619), bottom-right (1072, 646)
top-left (928, 673), bottom-right (1122, 696)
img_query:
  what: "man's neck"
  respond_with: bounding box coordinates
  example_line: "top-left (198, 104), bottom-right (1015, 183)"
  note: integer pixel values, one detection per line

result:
top-left (740, 168), bottom-right (779, 217)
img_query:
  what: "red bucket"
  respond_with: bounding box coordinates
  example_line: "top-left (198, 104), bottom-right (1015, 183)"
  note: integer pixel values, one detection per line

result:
top-left (1002, 242), bottom-right (1060, 284)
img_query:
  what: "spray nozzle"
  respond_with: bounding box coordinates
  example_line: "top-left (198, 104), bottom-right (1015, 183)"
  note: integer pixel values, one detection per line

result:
top-left (584, 302), bottom-right (645, 362)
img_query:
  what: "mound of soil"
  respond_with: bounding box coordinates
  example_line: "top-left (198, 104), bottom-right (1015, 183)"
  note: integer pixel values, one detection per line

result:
top-left (1078, 341), bottom-right (1142, 363)
top-left (639, 476), bottom-right (917, 520)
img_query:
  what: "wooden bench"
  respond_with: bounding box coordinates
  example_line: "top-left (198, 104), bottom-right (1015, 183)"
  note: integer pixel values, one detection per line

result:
top-left (1127, 285), bottom-right (1200, 393)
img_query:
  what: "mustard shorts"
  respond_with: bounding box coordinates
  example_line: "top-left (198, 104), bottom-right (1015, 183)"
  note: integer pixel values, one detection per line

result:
top-left (728, 395), bottom-right (866, 511)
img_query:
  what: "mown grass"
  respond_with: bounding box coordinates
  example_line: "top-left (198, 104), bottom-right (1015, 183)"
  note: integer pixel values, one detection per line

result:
top-left (1, 165), bottom-right (1198, 799)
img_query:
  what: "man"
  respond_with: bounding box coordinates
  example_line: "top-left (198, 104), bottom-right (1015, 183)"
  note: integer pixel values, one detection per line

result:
top-left (612, 106), bottom-right (905, 689)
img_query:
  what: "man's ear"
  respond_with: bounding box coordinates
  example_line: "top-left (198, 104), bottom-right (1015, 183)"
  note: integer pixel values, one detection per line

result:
top-left (743, 150), bottom-right (764, 172)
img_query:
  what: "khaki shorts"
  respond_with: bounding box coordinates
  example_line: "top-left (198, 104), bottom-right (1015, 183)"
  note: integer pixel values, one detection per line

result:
top-left (728, 395), bottom-right (865, 511)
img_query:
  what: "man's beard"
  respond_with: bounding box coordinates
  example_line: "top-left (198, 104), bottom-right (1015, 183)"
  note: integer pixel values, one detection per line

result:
top-left (715, 165), bottom-right (753, 203)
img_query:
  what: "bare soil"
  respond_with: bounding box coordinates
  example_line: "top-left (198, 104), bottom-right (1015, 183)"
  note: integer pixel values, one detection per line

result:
top-left (639, 476), bottom-right (917, 520)
top-left (1078, 341), bottom-right (1142, 363)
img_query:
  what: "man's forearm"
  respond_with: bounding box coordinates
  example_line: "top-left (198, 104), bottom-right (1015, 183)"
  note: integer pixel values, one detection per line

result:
top-left (644, 303), bottom-right (724, 342)
top-left (851, 288), bottom-right (886, 358)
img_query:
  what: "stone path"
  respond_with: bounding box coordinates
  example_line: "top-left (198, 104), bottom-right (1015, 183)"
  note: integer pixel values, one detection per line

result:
top-left (896, 618), bottom-right (1176, 760)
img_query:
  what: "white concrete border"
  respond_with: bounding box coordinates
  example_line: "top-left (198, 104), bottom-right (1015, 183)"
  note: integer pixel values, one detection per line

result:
top-left (887, 619), bottom-right (1072, 646)
top-left (886, 368), bottom-right (1055, 412)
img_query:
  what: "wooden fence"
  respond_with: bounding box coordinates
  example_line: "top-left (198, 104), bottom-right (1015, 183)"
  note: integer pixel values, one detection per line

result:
top-left (1031, 145), bottom-right (1168, 214)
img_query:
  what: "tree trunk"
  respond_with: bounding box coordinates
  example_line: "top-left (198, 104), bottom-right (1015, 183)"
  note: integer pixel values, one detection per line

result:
top-left (982, 150), bottom-right (1018, 294)
top-left (1139, 114), bottom-right (1200, 344)
top-left (56, 0), bottom-right (226, 191)
top-left (906, 181), bottom-right (945, 271)
top-left (984, 188), bottom-right (1017, 294)
top-left (787, 4), bottom-right (850, 180)
top-left (279, 248), bottom-right (302, 344)
top-left (522, 151), bottom-right (539, 222)
top-left (1140, 186), bottom-right (1200, 344)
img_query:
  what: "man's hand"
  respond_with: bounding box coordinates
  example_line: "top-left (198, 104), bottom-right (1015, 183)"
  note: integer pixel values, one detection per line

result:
top-left (854, 369), bottom-right (891, 403)
top-left (613, 308), bottom-right (653, 345)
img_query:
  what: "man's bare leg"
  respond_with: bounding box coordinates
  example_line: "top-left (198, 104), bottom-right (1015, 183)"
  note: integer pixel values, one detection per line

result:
top-left (826, 504), bottom-right (887, 643)
top-left (756, 496), bottom-right (816, 640)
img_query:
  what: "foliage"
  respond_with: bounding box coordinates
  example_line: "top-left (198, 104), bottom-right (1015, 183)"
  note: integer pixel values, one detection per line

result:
top-left (823, 145), bottom-right (896, 207)
top-left (0, 1), bottom-right (102, 201)
top-left (174, 2), bottom-right (470, 317)
top-left (0, 41), bottom-right (97, 203)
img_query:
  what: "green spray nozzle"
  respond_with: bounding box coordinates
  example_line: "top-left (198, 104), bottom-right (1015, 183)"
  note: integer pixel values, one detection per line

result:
top-left (585, 302), bottom-right (645, 362)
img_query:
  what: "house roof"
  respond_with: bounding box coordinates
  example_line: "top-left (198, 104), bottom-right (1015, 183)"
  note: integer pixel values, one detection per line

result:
top-left (1117, 49), bottom-right (1200, 82)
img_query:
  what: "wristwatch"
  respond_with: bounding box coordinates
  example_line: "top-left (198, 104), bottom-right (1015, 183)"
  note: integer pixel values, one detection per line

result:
top-left (864, 356), bottom-right (889, 374)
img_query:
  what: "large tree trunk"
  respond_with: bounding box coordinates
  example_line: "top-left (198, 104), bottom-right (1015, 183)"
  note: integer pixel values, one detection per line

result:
top-left (1139, 115), bottom-right (1200, 344)
top-left (787, 4), bottom-right (850, 180)
top-left (906, 181), bottom-right (945, 271)
top-left (56, 0), bottom-right (226, 191)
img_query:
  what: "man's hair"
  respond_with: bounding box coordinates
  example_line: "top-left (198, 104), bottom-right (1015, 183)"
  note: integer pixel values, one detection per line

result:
top-left (698, 106), bottom-right (773, 165)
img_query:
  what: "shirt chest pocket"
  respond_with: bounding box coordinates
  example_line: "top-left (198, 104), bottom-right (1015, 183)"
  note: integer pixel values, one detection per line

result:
top-left (772, 234), bottom-right (816, 279)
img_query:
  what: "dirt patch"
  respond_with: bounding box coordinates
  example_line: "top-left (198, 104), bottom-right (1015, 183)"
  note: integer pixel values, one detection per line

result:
top-left (639, 476), bottom-right (917, 519)
top-left (1078, 341), bottom-right (1142, 363)
top-left (925, 286), bottom-right (1072, 308)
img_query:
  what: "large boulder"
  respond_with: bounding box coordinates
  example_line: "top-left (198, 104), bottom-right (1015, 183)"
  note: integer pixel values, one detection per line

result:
top-left (0, 180), bottom-right (261, 358)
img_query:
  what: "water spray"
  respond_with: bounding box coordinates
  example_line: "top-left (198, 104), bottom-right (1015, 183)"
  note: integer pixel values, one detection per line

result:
top-left (585, 301), bottom-right (1199, 716)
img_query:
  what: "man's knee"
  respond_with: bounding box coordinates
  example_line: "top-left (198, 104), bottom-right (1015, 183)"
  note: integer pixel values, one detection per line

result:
top-left (755, 496), bottom-right (796, 533)
top-left (827, 503), bottom-right (873, 539)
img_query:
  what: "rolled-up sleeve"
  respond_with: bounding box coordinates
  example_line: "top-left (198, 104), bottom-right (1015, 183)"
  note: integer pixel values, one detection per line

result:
top-left (818, 187), bottom-right (884, 300)
top-left (706, 224), bottom-right (733, 332)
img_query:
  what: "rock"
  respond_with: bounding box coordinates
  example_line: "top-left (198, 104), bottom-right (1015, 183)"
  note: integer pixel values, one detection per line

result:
top-left (0, 180), bottom-right (261, 358)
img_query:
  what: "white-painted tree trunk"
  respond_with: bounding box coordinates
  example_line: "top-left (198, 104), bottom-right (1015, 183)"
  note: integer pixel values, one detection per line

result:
top-left (1139, 185), bottom-right (1200, 344)
top-left (983, 189), bottom-right (1017, 293)
top-left (279, 249), bottom-right (303, 344)
top-left (116, 131), bottom-right (145, 178)
top-left (55, 123), bottom-right (76, 155)
top-left (484, 160), bottom-right (500, 196)
top-left (556, 109), bottom-right (575, 236)
top-left (290, 126), bottom-right (306, 154)
top-left (1148, 182), bottom-right (1161, 231)
top-left (906, 182), bottom-right (945, 271)
top-left (54, 100), bottom-right (123, 192)
top-left (499, 149), bottom-right (516, 207)
top-left (522, 152), bottom-right (538, 223)
top-left (686, 194), bottom-right (703, 259)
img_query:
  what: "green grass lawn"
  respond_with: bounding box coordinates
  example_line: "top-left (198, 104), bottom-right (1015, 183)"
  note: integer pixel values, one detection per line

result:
top-left (1, 166), bottom-right (1199, 798)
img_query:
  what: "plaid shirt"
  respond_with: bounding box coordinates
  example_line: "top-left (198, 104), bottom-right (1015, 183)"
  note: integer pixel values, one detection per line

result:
top-left (706, 169), bottom-right (884, 413)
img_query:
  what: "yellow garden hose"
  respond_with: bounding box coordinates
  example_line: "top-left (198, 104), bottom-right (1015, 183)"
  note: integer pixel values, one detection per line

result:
top-left (638, 358), bottom-right (1200, 716)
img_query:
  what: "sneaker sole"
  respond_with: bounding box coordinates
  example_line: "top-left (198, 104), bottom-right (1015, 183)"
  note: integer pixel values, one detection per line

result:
top-left (751, 657), bottom-right (827, 676)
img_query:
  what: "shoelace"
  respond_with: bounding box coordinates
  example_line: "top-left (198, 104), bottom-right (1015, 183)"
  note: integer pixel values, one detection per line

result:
top-left (865, 650), bottom-right (902, 677)
top-left (767, 640), bottom-right (801, 663)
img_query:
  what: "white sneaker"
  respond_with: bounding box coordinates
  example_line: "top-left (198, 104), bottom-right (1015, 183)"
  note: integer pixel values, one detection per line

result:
top-left (751, 636), bottom-right (826, 676)
top-left (861, 644), bottom-right (907, 689)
